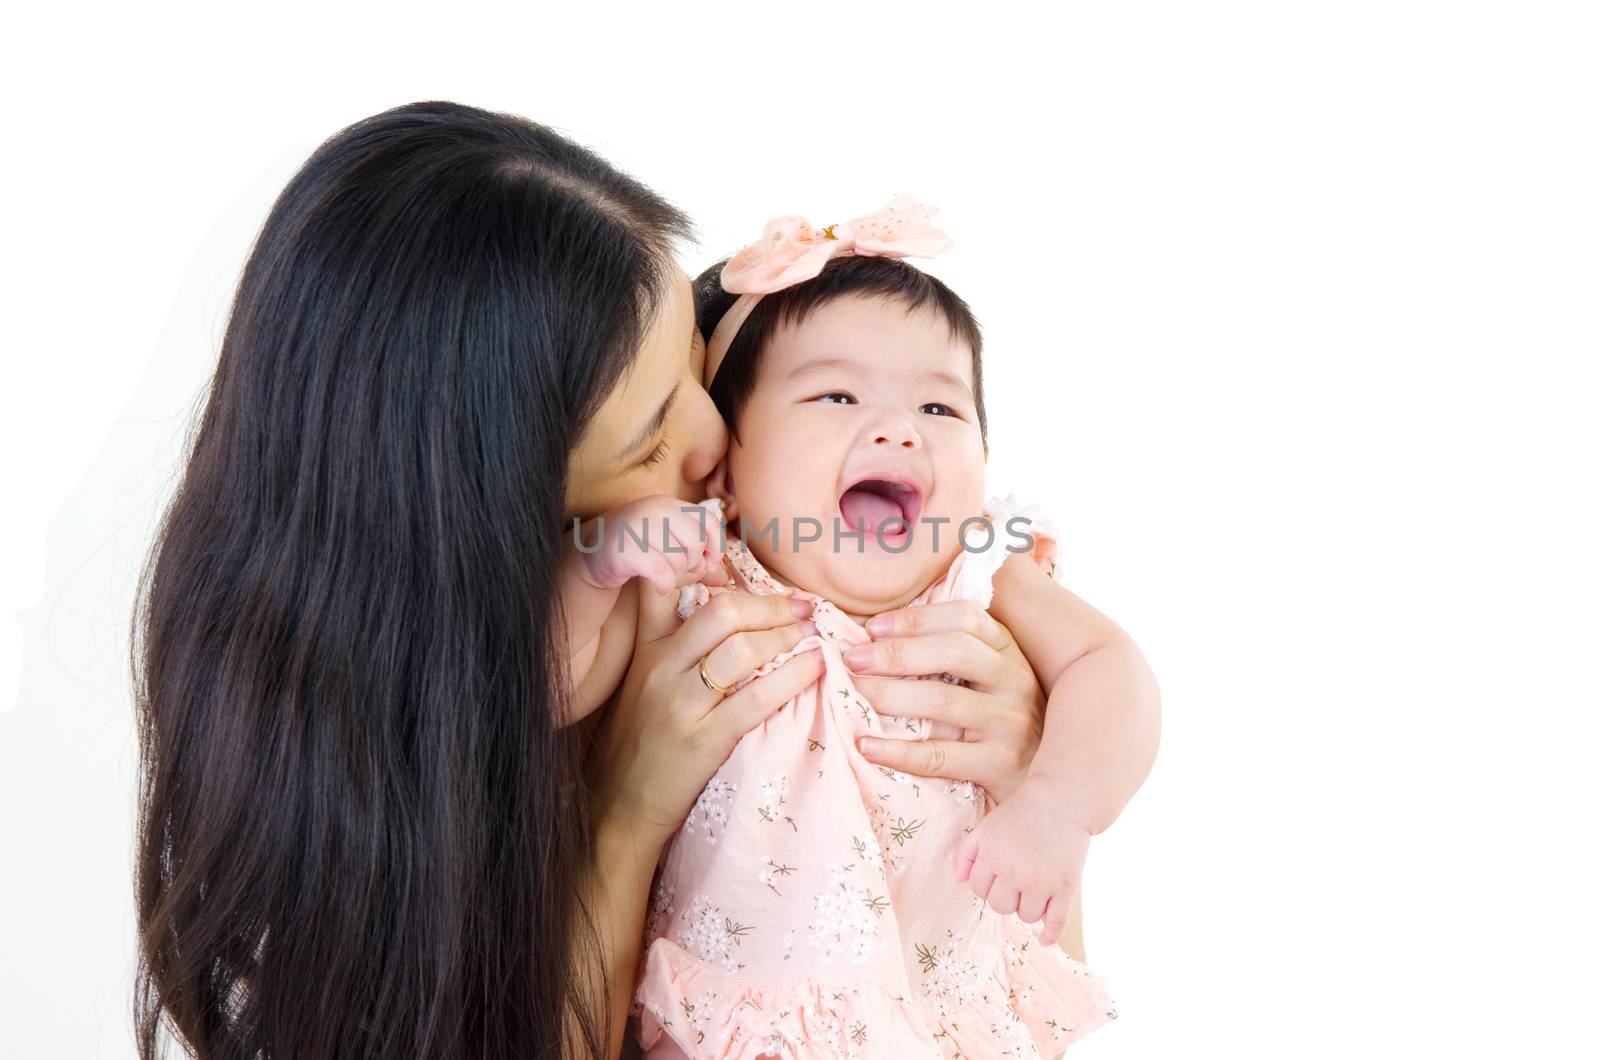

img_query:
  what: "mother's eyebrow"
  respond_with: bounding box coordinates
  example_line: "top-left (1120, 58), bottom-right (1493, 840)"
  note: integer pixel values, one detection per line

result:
top-left (616, 381), bottom-right (680, 461)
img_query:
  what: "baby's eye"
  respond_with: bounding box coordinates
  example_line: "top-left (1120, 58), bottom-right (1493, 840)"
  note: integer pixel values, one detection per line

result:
top-left (814, 392), bottom-right (856, 405)
top-left (920, 402), bottom-right (955, 417)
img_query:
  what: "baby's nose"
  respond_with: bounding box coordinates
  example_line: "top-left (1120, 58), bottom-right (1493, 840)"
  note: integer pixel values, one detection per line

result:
top-left (869, 412), bottom-right (921, 449)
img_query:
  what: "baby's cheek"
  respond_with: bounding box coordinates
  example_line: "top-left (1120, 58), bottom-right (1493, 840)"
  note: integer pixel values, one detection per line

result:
top-left (783, 448), bottom-right (839, 504)
top-left (780, 422), bottom-right (844, 480)
top-left (935, 430), bottom-right (988, 498)
top-left (935, 475), bottom-right (991, 569)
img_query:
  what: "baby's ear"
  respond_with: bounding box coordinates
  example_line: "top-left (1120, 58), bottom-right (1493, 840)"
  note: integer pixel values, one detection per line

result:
top-left (704, 458), bottom-right (738, 523)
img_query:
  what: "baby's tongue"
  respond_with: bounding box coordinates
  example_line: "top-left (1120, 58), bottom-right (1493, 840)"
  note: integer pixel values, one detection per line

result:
top-left (839, 487), bottom-right (904, 535)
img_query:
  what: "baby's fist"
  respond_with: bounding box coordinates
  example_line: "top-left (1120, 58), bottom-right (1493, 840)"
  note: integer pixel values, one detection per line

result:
top-left (955, 781), bottom-right (1091, 947)
top-left (575, 496), bottom-right (723, 594)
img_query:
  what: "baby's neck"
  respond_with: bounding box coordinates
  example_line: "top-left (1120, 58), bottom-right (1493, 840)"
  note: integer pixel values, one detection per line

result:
top-left (725, 532), bottom-right (940, 627)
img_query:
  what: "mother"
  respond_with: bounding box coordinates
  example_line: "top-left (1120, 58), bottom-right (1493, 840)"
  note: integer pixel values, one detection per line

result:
top-left (132, 101), bottom-right (1059, 1059)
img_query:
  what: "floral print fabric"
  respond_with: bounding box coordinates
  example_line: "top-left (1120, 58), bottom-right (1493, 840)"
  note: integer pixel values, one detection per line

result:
top-left (634, 496), bottom-right (1117, 1059)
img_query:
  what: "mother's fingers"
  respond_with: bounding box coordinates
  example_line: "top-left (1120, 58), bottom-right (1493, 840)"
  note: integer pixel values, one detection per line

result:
top-left (847, 630), bottom-right (1015, 690)
top-left (850, 674), bottom-right (986, 728)
top-left (634, 577), bottom-right (685, 643)
top-left (868, 599), bottom-right (1015, 654)
top-left (856, 735), bottom-right (996, 786)
top-left (710, 647), bottom-right (825, 742)
top-left (661, 591), bottom-right (812, 661)
top-left (700, 621), bottom-right (813, 696)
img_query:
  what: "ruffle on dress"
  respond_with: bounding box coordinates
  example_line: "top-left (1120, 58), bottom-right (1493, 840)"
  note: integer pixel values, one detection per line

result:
top-left (636, 915), bottom-right (1116, 1059)
top-left (949, 493), bottom-right (1062, 608)
top-left (642, 494), bottom-right (1114, 1059)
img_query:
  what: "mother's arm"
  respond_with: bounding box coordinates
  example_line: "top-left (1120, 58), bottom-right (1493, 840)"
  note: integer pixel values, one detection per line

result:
top-left (574, 793), bottom-right (671, 1057)
top-left (846, 600), bottom-right (1090, 963)
top-left (567, 586), bottom-right (825, 1059)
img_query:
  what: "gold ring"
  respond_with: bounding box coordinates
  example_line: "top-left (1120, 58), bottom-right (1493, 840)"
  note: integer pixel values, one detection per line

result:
top-left (698, 653), bottom-right (734, 696)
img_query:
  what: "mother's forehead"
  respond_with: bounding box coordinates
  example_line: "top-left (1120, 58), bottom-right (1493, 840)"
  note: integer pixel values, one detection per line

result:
top-left (614, 266), bottom-right (695, 389)
top-left (574, 267), bottom-right (695, 457)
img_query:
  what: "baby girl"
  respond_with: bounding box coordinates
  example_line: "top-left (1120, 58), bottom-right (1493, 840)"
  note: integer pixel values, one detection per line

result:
top-left (559, 200), bottom-right (1160, 1058)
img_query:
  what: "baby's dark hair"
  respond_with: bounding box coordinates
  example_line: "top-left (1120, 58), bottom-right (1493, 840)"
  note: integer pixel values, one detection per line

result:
top-left (694, 254), bottom-right (987, 442)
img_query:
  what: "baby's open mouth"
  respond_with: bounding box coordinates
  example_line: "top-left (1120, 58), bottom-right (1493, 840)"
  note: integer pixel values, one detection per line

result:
top-left (837, 478), bottom-right (924, 543)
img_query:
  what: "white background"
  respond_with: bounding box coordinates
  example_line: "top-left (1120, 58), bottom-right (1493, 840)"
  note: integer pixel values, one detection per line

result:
top-left (3, 2), bottom-right (1597, 1057)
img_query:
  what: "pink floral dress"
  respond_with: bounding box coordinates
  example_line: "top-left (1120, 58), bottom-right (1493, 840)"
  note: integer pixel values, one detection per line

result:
top-left (634, 496), bottom-right (1117, 1059)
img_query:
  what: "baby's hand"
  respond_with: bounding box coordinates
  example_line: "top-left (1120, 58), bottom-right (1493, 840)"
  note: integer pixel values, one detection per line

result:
top-left (956, 778), bottom-right (1090, 947)
top-left (576, 496), bottom-right (724, 595)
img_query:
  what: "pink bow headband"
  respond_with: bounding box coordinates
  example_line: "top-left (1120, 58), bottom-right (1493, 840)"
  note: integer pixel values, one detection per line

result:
top-left (703, 196), bottom-right (954, 386)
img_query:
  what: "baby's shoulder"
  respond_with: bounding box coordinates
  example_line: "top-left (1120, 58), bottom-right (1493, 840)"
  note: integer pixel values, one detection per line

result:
top-left (937, 494), bottom-right (1062, 609)
top-left (980, 493), bottom-right (1061, 580)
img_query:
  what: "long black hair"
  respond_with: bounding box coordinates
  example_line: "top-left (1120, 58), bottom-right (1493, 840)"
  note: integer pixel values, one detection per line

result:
top-left (131, 101), bottom-right (690, 1059)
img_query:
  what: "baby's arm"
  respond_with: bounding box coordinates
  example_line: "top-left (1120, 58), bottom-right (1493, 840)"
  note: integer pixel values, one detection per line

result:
top-left (956, 552), bottom-right (1160, 943)
top-left (989, 553), bottom-right (1161, 833)
top-left (557, 533), bottom-right (640, 725)
top-left (557, 497), bottom-right (724, 724)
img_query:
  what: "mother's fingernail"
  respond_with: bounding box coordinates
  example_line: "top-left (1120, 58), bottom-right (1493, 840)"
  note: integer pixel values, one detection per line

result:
top-left (845, 646), bottom-right (871, 670)
top-left (866, 614), bottom-right (892, 636)
top-left (857, 737), bottom-right (882, 756)
top-left (789, 598), bottom-right (813, 617)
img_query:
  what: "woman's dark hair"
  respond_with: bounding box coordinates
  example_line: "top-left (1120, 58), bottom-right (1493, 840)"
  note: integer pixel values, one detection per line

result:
top-left (131, 101), bottom-right (690, 1059)
top-left (693, 254), bottom-right (987, 441)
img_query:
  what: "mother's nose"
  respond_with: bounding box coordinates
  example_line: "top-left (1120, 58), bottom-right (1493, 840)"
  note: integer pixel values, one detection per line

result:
top-left (679, 383), bottom-right (729, 484)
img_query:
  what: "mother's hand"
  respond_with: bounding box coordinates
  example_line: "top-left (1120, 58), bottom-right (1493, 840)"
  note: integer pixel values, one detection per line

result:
top-left (848, 600), bottom-right (1044, 802)
top-left (590, 588), bottom-right (825, 850)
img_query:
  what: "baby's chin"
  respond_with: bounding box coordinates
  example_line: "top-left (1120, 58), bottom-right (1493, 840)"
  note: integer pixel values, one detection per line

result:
top-left (756, 540), bottom-right (954, 621)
